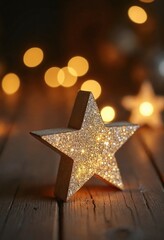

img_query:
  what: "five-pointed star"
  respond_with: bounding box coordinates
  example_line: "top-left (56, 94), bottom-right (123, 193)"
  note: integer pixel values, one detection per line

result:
top-left (31, 91), bottom-right (138, 201)
top-left (122, 81), bottom-right (164, 128)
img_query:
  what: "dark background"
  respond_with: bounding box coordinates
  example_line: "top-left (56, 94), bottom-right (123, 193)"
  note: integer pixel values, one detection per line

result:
top-left (0, 0), bottom-right (164, 120)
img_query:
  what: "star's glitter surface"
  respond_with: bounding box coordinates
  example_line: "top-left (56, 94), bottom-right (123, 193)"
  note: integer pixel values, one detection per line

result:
top-left (41, 93), bottom-right (138, 199)
top-left (122, 81), bottom-right (164, 127)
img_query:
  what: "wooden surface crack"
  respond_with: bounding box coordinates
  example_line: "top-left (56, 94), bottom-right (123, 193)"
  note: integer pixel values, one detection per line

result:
top-left (0, 184), bottom-right (20, 235)
top-left (122, 192), bottom-right (137, 227)
top-left (129, 191), bottom-right (141, 225)
top-left (103, 200), bottom-right (111, 225)
top-left (0, 87), bottom-right (164, 240)
top-left (87, 188), bottom-right (96, 214)
top-left (140, 191), bottom-right (156, 223)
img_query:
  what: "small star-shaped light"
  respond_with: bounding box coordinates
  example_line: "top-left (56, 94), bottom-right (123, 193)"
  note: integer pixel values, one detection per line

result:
top-left (122, 81), bottom-right (164, 128)
top-left (31, 91), bottom-right (138, 201)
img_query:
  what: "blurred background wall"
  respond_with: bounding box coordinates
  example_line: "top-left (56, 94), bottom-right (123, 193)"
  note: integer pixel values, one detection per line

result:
top-left (0, 0), bottom-right (163, 124)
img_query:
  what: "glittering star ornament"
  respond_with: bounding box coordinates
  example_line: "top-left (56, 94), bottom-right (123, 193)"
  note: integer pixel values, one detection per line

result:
top-left (122, 81), bottom-right (164, 128)
top-left (31, 91), bottom-right (138, 201)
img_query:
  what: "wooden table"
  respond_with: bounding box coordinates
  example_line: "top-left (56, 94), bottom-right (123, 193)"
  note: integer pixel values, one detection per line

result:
top-left (0, 85), bottom-right (164, 240)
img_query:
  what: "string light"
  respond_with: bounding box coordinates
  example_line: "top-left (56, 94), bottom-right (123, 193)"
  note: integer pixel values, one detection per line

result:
top-left (68, 56), bottom-right (89, 77)
top-left (81, 80), bottom-right (101, 99)
top-left (128, 6), bottom-right (147, 24)
top-left (23, 47), bottom-right (44, 67)
top-left (2, 73), bottom-right (20, 95)
top-left (101, 106), bottom-right (115, 123)
top-left (44, 67), bottom-right (61, 88)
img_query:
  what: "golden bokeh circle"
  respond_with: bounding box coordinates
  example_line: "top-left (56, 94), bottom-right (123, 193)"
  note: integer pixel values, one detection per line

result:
top-left (44, 67), bottom-right (61, 88)
top-left (128, 6), bottom-right (147, 24)
top-left (2, 73), bottom-right (20, 95)
top-left (23, 47), bottom-right (44, 67)
top-left (81, 80), bottom-right (101, 99)
top-left (58, 67), bottom-right (77, 87)
top-left (101, 106), bottom-right (115, 123)
top-left (68, 56), bottom-right (89, 76)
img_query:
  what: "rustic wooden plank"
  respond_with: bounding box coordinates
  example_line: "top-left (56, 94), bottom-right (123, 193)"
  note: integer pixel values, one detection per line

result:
top-left (0, 86), bottom-right (164, 240)
top-left (0, 93), bottom-right (24, 235)
top-left (0, 86), bottom-right (67, 240)
top-left (0, 85), bottom-right (80, 240)
top-left (0, 129), bottom-right (58, 240)
top-left (56, 129), bottom-right (164, 240)
top-left (138, 127), bottom-right (164, 183)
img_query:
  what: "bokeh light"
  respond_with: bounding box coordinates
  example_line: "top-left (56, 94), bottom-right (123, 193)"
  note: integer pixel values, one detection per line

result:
top-left (44, 67), bottom-right (61, 88)
top-left (139, 0), bottom-right (154, 3)
top-left (101, 106), bottom-right (115, 123)
top-left (2, 73), bottom-right (20, 95)
top-left (58, 67), bottom-right (77, 87)
top-left (23, 47), bottom-right (44, 67)
top-left (128, 6), bottom-right (147, 24)
top-left (81, 80), bottom-right (101, 99)
top-left (68, 56), bottom-right (89, 76)
top-left (139, 101), bottom-right (154, 116)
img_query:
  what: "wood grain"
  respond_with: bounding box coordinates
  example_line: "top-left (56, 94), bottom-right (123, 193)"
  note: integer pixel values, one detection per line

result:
top-left (138, 127), bottom-right (164, 183)
top-left (56, 130), bottom-right (164, 240)
top-left (0, 86), bottom-right (60, 240)
top-left (0, 86), bottom-right (164, 240)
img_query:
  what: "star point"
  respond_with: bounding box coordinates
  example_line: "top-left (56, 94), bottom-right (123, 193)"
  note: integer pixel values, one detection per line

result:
top-left (122, 81), bottom-right (164, 128)
top-left (31, 91), bottom-right (138, 201)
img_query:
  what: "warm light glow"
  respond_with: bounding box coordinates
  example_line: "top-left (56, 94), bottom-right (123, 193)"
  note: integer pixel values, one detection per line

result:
top-left (139, 0), bottom-right (154, 3)
top-left (101, 106), bottom-right (115, 123)
top-left (139, 101), bottom-right (154, 116)
top-left (2, 73), bottom-right (20, 95)
top-left (58, 67), bottom-right (77, 87)
top-left (44, 67), bottom-right (61, 88)
top-left (0, 121), bottom-right (10, 136)
top-left (35, 92), bottom-right (138, 200)
top-left (81, 80), bottom-right (101, 99)
top-left (67, 67), bottom-right (77, 77)
top-left (23, 47), bottom-right (44, 67)
top-left (122, 81), bottom-right (164, 128)
top-left (128, 6), bottom-right (147, 24)
top-left (68, 56), bottom-right (89, 76)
